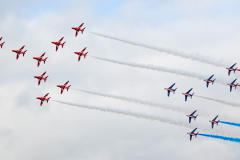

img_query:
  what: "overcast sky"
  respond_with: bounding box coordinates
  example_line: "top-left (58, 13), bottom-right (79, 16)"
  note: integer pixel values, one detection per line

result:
top-left (1, 0), bottom-right (240, 160)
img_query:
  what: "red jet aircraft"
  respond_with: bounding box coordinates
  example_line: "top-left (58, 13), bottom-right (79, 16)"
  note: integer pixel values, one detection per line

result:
top-left (36, 93), bottom-right (51, 106)
top-left (204, 74), bottom-right (216, 88)
top-left (209, 115), bottom-right (220, 129)
top-left (71, 23), bottom-right (86, 37)
top-left (0, 42), bottom-right (4, 48)
top-left (226, 63), bottom-right (238, 76)
top-left (0, 37), bottom-right (2, 41)
top-left (74, 47), bottom-right (88, 61)
top-left (12, 45), bottom-right (27, 59)
top-left (34, 71), bottom-right (48, 85)
top-left (164, 83), bottom-right (177, 97)
top-left (228, 79), bottom-right (238, 92)
top-left (182, 88), bottom-right (194, 102)
top-left (57, 81), bottom-right (71, 94)
top-left (51, 37), bottom-right (66, 51)
top-left (187, 128), bottom-right (199, 141)
top-left (33, 52), bottom-right (48, 67)
top-left (186, 110), bottom-right (198, 123)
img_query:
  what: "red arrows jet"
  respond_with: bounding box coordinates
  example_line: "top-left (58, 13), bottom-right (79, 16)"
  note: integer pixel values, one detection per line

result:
top-left (74, 47), bottom-right (88, 61)
top-left (209, 115), bottom-right (220, 129)
top-left (71, 23), bottom-right (86, 37)
top-left (0, 42), bottom-right (4, 48)
top-left (187, 128), bottom-right (199, 141)
top-left (34, 71), bottom-right (48, 85)
top-left (186, 110), bottom-right (198, 123)
top-left (204, 74), bottom-right (216, 88)
top-left (227, 79), bottom-right (238, 92)
top-left (226, 63), bottom-right (238, 76)
top-left (182, 88), bottom-right (194, 102)
top-left (57, 81), bottom-right (71, 94)
top-left (51, 37), bottom-right (66, 51)
top-left (12, 45), bottom-right (27, 59)
top-left (33, 52), bottom-right (48, 67)
top-left (164, 83), bottom-right (177, 97)
top-left (36, 93), bottom-right (51, 106)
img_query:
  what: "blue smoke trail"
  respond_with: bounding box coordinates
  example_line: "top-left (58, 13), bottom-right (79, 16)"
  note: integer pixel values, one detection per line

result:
top-left (199, 134), bottom-right (240, 143)
top-left (219, 121), bottom-right (240, 127)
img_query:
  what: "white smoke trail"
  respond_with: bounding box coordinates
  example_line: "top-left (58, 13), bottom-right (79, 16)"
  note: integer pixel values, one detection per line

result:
top-left (53, 100), bottom-right (240, 137)
top-left (73, 89), bottom-right (239, 122)
top-left (195, 95), bottom-right (240, 108)
top-left (88, 31), bottom-right (229, 67)
top-left (89, 55), bottom-right (231, 85)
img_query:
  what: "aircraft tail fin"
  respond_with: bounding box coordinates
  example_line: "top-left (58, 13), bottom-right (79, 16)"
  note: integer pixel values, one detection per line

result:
top-left (234, 68), bottom-right (238, 73)
top-left (84, 52), bottom-right (88, 58)
top-left (191, 93), bottom-right (194, 99)
top-left (47, 97), bottom-right (51, 103)
top-left (44, 57), bottom-right (48, 64)
top-left (173, 88), bottom-right (177, 94)
top-left (235, 83), bottom-right (238, 89)
top-left (194, 115), bottom-right (198, 121)
top-left (195, 132), bottom-right (199, 138)
top-left (212, 79), bottom-right (216, 85)
top-left (217, 119), bottom-right (220, 125)
top-left (23, 50), bottom-right (27, 56)
top-left (67, 85), bottom-right (71, 91)
top-left (81, 27), bottom-right (86, 34)
top-left (62, 42), bottom-right (66, 48)
top-left (44, 76), bottom-right (48, 82)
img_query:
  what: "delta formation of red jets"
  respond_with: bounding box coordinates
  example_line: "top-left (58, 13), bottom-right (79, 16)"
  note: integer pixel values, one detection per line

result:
top-left (0, 23), bottom-right (87, 106)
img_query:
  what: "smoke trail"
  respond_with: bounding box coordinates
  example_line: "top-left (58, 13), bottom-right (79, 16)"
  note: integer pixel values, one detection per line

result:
top-left (73, 88), bottom-right (194, 113)
top-left (53, 100), bottom-right (240, 136)
top-left (89, 55), bottom-right (230, 85)
top-left (219, 121), bottom-right (240, 127)
top-left (88, 31), bottom-right (229, 67)
top-left (195, 95), bottom-right (240, 108)
top-left (199, 134), bottom-right (240, 143)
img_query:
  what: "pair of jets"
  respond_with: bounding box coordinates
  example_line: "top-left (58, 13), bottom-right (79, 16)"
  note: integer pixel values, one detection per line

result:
top-left (51, 23), bottom-right (86, 51)
top-left (34, 72), bottom-right (71, 93)
top-left (164, 84), bottom-right (194, 101)
top-left (186, 111), bottom-right (220, 129)
top-left (0, 37), bottom-right (5, 48)
top-left (187, 116), bottom-right (220, 141)
top-left (36, 81), bottom-right (71, 106)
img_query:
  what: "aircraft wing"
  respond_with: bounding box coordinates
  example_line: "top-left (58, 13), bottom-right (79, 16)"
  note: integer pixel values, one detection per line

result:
top-left (19, 45), bottom-right (25, 51)
top-left (212, 123), bottom-right (214, 129)
top-left (186, 88), bottom-right (193, 93)
top-left (16, 54), bottom-right (19, 60)
top-left (185, 95), bottom-right (187, 101)
top-left (169, 83), bottom-right (175, 89)
top-left (40, 52), bottom-right (45, 58)
top-left (228, 70), bottom-right (231, 76)
top-left (61, 89), bottom-right (64, 94)
top-left (230, 86), bottom-right (232, 92)
top-left (64, 81), bottom-right (69, 85)
top-left (191, 128), bottom-right (197, 133)
top-left (56, 45), bottom-right (58, 51)
top-left (0, 37), bottom-right (2, 41)
top-left (41, 71), bottom-right (46, 77)
top-left (213, 115), bottom-right (218, 121)
top-left (230, 63), bottom-right (237, 68)
top-left (190, 135), bottom-right (192, 141)
top-left (81, 47), bottom-right (86, 52)
top-left (79, 23), bottom-right (84, 28)
top-left (44, 93), bottom-right (49, 98)
top-left (231, 79), bottom-right (237, 84)
top-left (58, 37), bottom-right (64, 42)
top-left (190, 110), bottom-right (197, 116)
top-left (40, 101), bottom-right (43, 106)
top-left (206, 82), bottom-right (209, 88)
top-left (75, 31), bottom-right (78, 37)
top-left (167, 91), bottom-right (170, 97)
top-left (189, 117), bottom-right (191, 123)
top-left (208, 74), bottom-right (214, 80)
top-left (38, 61), bottom-right (40, 67)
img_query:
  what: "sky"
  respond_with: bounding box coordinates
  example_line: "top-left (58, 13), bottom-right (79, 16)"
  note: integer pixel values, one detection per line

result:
top-left (1, 0), bottom-right (240, 159)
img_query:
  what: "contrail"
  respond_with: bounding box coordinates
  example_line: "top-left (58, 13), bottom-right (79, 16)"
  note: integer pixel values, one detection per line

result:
top-left (73, 89), bottom-right (238, 121)
top-left (53, 100), bottom-right (240, 136)
top-left (219, 121), bottom-right (240, 127)
top-left (195, 95), bottom-right (240, 108)
top-left (88, 31), bottom-right (229, 68)
top-left (89, 55), bottom-right (231, 85)
top-left (199, 134), bottom-right (240, 143)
